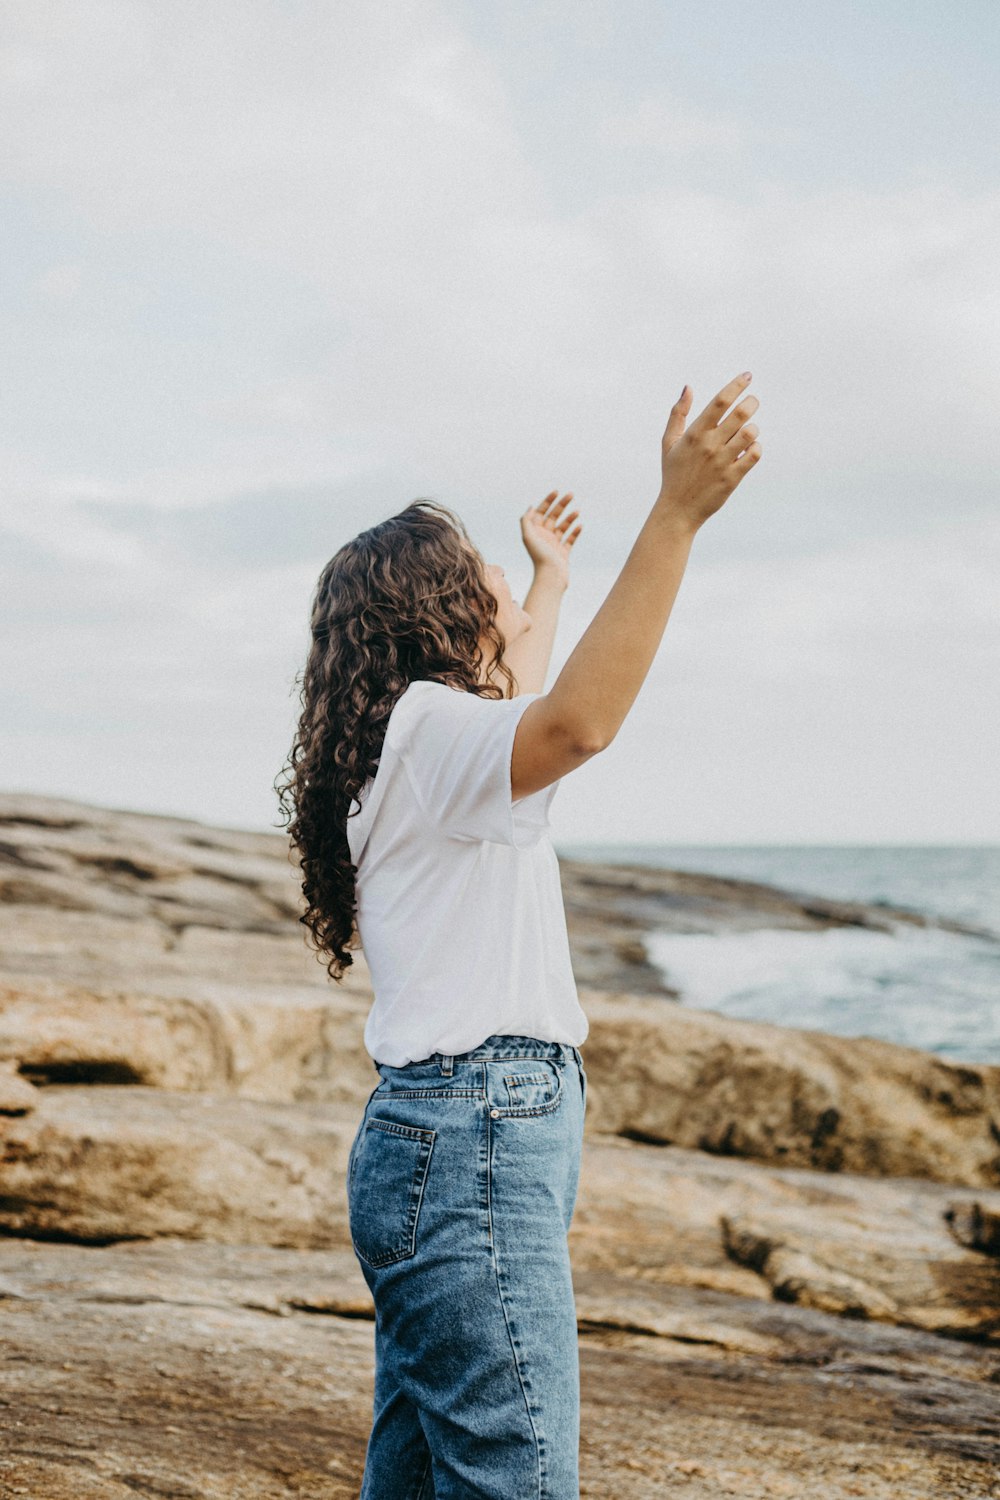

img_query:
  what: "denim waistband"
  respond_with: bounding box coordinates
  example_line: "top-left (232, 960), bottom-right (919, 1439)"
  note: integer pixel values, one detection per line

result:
top-left (388, 1034), bottom-right (583, 1075)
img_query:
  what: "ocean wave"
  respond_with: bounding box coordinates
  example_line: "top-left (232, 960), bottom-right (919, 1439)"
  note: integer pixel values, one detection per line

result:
top-left (645, 921), bottom-right (1000, 1064)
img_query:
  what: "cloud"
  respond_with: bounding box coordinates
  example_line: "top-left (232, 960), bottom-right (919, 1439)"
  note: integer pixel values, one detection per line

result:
top-left (550, 509), bottom-right (1000, 841)
top-left (4, 0), bottom-right (997, 524)
top-left (601, 96), bottom-right (748, 154)
top-left (32, 262), bottom-right (84, 300)
top-left (1, 0), bottom-right (996, 837)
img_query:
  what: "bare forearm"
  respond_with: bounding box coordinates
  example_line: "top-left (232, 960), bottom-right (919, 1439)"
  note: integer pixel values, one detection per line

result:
top-left (542, 373), bottom-right (761, 750)
top-left (512, 374), bottom-right (760, 773)
top-left (546, 500), bottom-right (697, 748)
top-left (504, 566), bottom-right (565, 693)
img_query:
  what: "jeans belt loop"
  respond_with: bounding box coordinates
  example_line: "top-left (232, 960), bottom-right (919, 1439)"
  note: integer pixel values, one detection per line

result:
top-left (439, 1053), bottom-right (455, 1077)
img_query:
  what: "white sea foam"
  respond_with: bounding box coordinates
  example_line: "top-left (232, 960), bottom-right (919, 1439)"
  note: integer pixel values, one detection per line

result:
top-left (644, 920), bottom-right (1000, 1064)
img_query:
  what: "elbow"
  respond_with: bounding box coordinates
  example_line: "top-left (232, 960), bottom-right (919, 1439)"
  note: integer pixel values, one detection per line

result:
top-left (540, 699), bottom-right (612, 759)
top-left (570, 731), bottom-right (611, 759)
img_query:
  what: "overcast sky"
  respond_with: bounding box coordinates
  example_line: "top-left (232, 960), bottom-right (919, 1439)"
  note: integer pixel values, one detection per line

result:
top-left (2, 0), bottom-right (998, 844)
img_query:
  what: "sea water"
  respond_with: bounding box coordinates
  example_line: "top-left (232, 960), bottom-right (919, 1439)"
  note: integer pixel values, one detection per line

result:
top-left (554, 845), bottom-right (1000, 1065)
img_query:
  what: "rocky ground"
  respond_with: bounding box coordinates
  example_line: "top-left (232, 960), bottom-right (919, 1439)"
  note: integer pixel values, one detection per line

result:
top-left (1, 792), bottom-right (999, 1498)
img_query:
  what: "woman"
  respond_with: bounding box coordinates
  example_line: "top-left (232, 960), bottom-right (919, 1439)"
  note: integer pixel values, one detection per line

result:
top-left (277, 371), bottom-right (761, 1498)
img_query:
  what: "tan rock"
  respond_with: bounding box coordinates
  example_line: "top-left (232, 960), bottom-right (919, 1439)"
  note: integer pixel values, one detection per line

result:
top-left (3, 1082), bottom-right (999, 1341)
top-left (580, 989), bottom-right (1000, 1187)
top-left (0, 1058), bottom-right (38, 1114)
top-left (4, 964), bottom-right (1000, 1189)
top-left (0, 975), bottom-right (374, 1108)
top-left (0, 1084), bottom-right (354, 1248)
top-left (1, 1237), bottom-right (998, 1499)
top-left (721, 1217), bottom-right (901, 1319)
top-left (0, 979), bottom-right (227, 1090)
top-left (5, 792), bottom-right (1000, 1189)
top-left (945, 1199), bottom-right (1000, 1257)
top-left (570, 1137), bottom-right (1000, 1341)
top-left (3, 794), bottom-right (1000, 1495)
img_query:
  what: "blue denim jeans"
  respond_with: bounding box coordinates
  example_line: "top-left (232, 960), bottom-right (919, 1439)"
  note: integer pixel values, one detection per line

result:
top-left (347, 1034), bottom-right (588, 1499)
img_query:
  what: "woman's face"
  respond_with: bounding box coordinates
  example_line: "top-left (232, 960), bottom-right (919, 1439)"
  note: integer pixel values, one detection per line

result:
top-left (458, 534), bottom-right (530, 657)
top-left (464, 541), bottom-right (532, 647)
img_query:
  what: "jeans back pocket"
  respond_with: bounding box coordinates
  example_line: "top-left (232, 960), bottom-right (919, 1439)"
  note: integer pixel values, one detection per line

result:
top-left (349, 1116), bottom-right (436, 1269)
top-left (501, 1060), bottom-right (563, 1114)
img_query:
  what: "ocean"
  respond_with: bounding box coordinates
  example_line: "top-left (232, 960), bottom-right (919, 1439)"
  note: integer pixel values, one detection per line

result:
top-left (554, 844), bottom-right (1000, 1067)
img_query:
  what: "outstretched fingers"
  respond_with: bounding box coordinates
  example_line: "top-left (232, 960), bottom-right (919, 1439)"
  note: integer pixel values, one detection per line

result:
top-left (732, 437), bottom-right (762, 471)
top-left (534, 490), bottom-right (579, 540)
top-left (688, 371), bottom-right (753, 436)
top-left (723, 418), bottom-right (760, 456)
top-left (662, 384), bottom-right (692, 446)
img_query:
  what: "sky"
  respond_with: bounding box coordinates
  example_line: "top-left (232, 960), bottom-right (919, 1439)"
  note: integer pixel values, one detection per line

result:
top-left (2, 0), bottom-right (998, 844)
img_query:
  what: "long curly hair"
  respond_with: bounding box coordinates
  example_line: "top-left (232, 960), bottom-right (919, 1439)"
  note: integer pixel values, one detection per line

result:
top-left (274, 498), bottom-right (515, 981)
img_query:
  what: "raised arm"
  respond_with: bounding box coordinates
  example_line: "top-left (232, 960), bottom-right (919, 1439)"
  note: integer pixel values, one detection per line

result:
top-left (510, 371), bottom-right (761, 799)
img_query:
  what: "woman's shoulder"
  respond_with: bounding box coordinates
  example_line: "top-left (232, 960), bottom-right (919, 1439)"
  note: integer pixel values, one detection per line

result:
top-left (393, 678), bottom-right (480, 715)
top-left (385, 679), bottom-right (508, 756)
top-left (383, 679), bottom-right (453, 746)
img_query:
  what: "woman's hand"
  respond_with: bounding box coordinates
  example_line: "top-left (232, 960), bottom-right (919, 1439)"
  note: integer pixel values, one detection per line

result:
top-left (520, 490), bottom-right (582, 590)
top-left (657, 373), bottom-right (762, 533)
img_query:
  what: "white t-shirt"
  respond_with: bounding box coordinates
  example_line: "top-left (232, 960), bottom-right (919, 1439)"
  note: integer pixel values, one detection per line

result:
top-left (346, 679), bottom-right (589, 1066)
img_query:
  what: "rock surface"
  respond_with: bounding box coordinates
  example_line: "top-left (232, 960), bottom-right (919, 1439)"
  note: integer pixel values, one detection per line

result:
top-left (3, 1080), bottom-right (999, 1345)
top-left (3, 1235), bottom-right (999, 1500)
top-left (3, 795), bottom-right (999, 1188)
top-left (2, 793), bottom-right (1000, 1498)
top-left (4, 972), bottom-right (999, 1188)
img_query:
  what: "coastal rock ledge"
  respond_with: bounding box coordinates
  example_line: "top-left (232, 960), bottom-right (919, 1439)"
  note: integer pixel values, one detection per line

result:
top-left (1, 793), bottom-right (999, 1499)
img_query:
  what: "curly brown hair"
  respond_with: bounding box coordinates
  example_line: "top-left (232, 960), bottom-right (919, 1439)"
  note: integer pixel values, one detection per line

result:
top-left (274, 498), bottom-right (515, 981)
